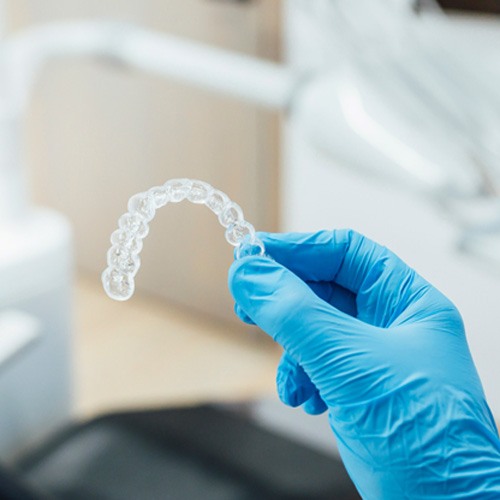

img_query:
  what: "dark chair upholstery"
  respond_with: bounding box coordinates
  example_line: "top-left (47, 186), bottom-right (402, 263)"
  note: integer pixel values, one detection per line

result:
top-left (2, 405), bottom-right (358, 499)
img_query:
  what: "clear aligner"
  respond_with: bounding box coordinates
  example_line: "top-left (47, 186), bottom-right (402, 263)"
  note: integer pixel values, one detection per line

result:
top-left (102, 178), bottom-right (265, 301)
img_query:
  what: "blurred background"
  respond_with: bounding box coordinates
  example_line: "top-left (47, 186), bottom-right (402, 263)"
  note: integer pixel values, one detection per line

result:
top-left (1, 0), bottom-right (500, 498)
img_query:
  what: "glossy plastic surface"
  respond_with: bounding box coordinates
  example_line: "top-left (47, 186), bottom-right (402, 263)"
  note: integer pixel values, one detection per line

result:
top-left (102, 178), bottom-right (265, 301)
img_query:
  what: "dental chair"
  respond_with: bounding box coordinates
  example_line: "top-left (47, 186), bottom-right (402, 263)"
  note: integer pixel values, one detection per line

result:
top-left (1, 404), bottom-right (359, 500)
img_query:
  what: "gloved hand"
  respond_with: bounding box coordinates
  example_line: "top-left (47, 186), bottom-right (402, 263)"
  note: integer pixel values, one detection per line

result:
top-left (228, 230), bottom-right (500, 499)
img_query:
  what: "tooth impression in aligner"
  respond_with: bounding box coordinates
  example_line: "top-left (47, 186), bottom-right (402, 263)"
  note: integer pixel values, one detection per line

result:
top-left (102, 178), bottom-right (266, 301)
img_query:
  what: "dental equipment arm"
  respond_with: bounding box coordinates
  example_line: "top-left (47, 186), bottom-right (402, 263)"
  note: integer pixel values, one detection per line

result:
top-left (3, 21), bottom-right (295, 115)
top-left (302, 1), bottom-right (500, 200)
top-left (0, 21), bottom-right (295, 224)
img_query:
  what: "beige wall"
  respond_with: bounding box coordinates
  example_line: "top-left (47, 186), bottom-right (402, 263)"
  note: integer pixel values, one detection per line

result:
top-left (11, 0), bottom-right (281, 324)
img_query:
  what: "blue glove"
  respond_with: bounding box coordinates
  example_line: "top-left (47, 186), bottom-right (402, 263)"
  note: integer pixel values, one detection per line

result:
top-left (228, 230), bottom-right (500, 499)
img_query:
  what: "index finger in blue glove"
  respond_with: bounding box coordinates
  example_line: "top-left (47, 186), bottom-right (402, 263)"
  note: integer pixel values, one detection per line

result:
top-left (234, 303), bottom-right (255, 325)
top-left (228, 255), bottom-right (372, 367)
top-left (259, 232), bottom-right (358, 316)
top-left (259, 230), bottom-right (430, 328)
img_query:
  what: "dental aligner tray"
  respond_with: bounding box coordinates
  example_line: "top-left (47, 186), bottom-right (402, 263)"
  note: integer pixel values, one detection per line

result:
top-left (102, 178), bottom-right (265, 301)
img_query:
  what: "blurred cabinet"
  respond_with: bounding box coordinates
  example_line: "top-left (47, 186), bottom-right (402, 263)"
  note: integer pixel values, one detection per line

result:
top-left (11, 0), bottom-right (281, 323)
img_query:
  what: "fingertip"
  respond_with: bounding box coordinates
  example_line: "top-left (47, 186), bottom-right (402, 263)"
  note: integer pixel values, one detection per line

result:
top-left (276, 353), bottom-right (315, 407)
top-left (302, 392), bottom-right (328, 415)
top-left (234, 303), bottom-right (255, 325)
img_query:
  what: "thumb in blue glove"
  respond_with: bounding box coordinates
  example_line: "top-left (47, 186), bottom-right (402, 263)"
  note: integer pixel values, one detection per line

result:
top-left (229, 230), bottom-right (500, 499)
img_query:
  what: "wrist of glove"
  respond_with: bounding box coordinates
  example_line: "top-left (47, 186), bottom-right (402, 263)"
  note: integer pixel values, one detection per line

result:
top-left (229, 230), bottom-right (500, 499)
